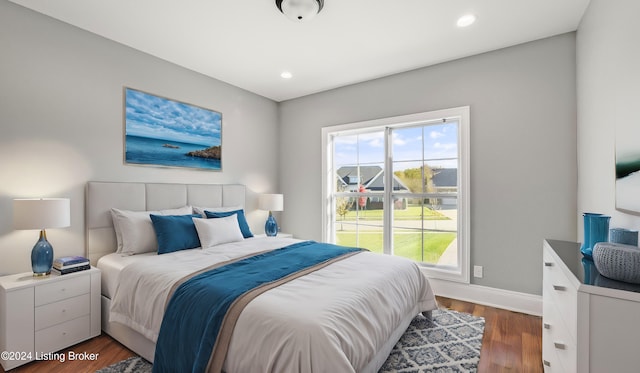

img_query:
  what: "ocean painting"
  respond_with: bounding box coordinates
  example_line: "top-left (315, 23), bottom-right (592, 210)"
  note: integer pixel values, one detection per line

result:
top-left (616, 122), bottom-right (640, 213)
top-left (124, 88), bottom-right (222, 171)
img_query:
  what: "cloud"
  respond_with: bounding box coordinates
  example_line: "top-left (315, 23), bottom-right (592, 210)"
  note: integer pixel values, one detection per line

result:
top-left (434, 142), bottom-right (457, 150)
top-left (392, 132), bottom-right (407, 146)
top-left (125, 89), bottom-right (221, 146)
top-left (430, 130), bottom-right (445, 139)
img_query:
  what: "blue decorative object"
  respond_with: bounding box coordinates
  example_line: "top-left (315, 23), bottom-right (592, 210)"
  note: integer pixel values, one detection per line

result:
top-left (31, 230), bottom-right (54, 276)
top-left (265, 213), bottom-right (278, 237)
top-left (609, 228), bottom-right (638, 246)
top-left (258, 194), bottom-right (284, 237)
top-left (581, 213), bottom-right (611, 259)
top-left (581, 213), bottom-right (600, 258)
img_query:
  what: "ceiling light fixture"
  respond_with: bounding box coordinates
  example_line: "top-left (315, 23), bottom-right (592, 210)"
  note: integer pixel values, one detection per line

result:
top-left (276, 0), bottom-right (324, 22)
top-left (281, 71), bottom-right (293, 79)
top-left (456, 14), bottom-right (476, 28)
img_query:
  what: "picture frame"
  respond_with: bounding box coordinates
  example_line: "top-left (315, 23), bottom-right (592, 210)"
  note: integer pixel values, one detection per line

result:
top-left (615, 123), bottom-right (640, 213)
top-left (123, 87), bottom-right (222, 171)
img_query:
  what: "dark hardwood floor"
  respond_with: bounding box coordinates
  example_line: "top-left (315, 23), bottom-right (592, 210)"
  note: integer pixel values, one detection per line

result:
top-left (437, 297), bottom-right (543, 373)
top-left (1, 296), bottom-right (542, 373)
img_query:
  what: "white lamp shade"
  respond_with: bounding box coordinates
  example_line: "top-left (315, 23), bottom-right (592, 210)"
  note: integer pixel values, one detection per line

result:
top-left (259, 194), bottom-right (284, 212)
top-left (13, 198), bottom-right (71, 230)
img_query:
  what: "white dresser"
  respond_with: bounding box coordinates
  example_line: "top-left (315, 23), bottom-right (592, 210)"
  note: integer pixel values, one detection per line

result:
top-left (0, 267), bottom-right (101, 370)
top-left (543, 239), bottom-right (640, 372)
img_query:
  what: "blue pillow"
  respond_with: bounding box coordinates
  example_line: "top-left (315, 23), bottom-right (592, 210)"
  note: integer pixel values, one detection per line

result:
top-left (150, 214), bottom-right (202, 254)
top-left (204, 209), bottom-right (253, 238)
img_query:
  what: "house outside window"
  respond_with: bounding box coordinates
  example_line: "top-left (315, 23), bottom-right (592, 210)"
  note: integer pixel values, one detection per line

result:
top-left (322, 107), bottom-right (470, 283)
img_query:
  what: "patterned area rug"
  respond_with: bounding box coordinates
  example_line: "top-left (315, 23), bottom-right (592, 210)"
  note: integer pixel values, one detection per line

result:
top-left (96, 309), bottom-right (484, 373)
top-left (96, 356), bottom-right (152, 373)
top-left (380, 309), bottom-right (485, 372)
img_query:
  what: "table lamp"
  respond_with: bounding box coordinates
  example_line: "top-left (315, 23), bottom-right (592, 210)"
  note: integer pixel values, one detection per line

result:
top-left (13, 198), bottom-right (71, 277)
top-left (259, 194), bottom-right (283, 237)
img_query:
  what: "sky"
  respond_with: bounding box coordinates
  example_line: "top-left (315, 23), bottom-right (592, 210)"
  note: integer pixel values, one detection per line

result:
top-left (334, 122), bottom-right (458, 170)
top-left (125, 88), bottom-right (221, 147)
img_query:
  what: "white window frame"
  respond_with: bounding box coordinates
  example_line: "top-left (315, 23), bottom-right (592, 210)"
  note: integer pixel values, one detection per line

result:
top-left (321, 106), bottom-right (470, 283)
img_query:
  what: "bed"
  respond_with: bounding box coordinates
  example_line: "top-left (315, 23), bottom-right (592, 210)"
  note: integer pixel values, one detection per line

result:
top-left (86, 181), bottom-right (437, 373)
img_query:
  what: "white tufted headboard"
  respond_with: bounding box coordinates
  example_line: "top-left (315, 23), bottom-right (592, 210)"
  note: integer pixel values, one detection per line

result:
top-left (85, 181), bottom-right (246, 265)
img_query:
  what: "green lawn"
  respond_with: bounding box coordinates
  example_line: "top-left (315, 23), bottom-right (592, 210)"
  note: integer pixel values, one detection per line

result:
top-left (336, 231), bottom-right (456, 264)
top-left (339, 205), bottom-right (448, 221)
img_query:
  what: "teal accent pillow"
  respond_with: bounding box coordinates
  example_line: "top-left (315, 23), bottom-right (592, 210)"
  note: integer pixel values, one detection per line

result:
top-left (150, 214), bottom-right (202, 254)
top-left (204, 209), bottom-right (254, 238)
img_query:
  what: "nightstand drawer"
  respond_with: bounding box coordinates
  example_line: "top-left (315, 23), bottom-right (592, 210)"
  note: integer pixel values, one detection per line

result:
top-left (35, 294), bottom-right (90, 331)
top-left (35, 314), bottom-right (90, 353)
top-left (0, 267), bottom-right (100, 370)
top-left (35, 275), bottom-right (90, 306)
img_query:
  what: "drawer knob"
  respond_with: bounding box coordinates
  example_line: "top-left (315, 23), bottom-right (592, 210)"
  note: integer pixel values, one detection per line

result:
top-left (544, 262), bottom-right (554, 267)
top-left (553, 285), bottom-right (566, 291)
top-left (543, 323), bottom-right (551, 329)
top-left (543, 360), bottom-right (551, 367)
top-left (554, 342), bottom-right (566, 350)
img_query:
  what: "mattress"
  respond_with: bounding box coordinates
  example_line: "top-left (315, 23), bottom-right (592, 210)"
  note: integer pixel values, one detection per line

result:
top-left (98, 251), bottom-right (156, 298)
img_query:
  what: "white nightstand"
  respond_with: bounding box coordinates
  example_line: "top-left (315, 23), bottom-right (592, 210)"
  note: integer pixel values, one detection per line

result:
top-left (0, 267), bottom-right (101, 370)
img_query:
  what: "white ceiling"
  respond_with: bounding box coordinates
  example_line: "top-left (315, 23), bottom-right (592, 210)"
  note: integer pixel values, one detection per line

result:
top-left (10, 0), bottom-right (590, 102)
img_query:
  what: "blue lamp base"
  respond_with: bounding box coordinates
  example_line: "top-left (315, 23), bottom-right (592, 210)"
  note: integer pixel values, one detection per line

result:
top-left (31, 229), bottom-right (53, 277)
top-left (265, 212), bottom-right (278, 237)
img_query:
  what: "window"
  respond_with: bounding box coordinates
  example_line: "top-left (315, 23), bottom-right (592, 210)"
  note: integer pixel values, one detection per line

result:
top-left (322, 107), bottom-right (470, 282)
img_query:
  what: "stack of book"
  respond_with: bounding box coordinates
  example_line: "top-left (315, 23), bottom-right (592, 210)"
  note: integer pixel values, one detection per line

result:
top-left (52, 256), bottom-right (90, 275)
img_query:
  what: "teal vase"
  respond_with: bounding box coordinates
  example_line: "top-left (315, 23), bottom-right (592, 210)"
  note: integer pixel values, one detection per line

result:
top-left (581, 213), bottom-right (610, 259)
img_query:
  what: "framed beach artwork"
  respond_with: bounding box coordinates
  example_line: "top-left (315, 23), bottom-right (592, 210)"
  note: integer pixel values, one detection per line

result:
top-left (124, 87), bottom-right (222, 171)
top-left (615, 123), bottom-right (640, 213)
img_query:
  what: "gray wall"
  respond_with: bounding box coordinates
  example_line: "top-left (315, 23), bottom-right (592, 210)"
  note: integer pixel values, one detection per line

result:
top-left (0, 2), bottom-right (280, 275)
top-left (577, 0), bottom-right (640, 238)
top-left (279, 33), bottom-right (578, 295)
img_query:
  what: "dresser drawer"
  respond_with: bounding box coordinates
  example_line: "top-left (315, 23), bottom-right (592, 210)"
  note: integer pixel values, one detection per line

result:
top-left (35, 276), bottom-right (90, 306)
top-left (543, 254), bottom-right (577, 340)
top-left (542, 296), bottom-right (576, 372)
top-left (35, 315), bottom-right (90, 353)
top-left (542, 336), bottom-right (559, 372)
top-left (544, 304), bottom-right (576, 372)
top-left (35, 294), bottom-right (90, 331)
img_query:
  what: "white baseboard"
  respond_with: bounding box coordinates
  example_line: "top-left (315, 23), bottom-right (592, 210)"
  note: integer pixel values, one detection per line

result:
top-left (428, 278), bottom-right (542, 316)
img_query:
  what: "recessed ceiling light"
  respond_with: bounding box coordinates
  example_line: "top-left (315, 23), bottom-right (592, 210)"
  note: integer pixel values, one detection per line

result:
top-left (281, 71), bottom-right (293, 79)
top-left (457, 14), bottom-right (476, 28)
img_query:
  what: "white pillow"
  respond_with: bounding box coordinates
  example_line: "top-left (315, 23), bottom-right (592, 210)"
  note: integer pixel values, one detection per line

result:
top-left (111, 206), bottom-right (193, 255)
top-left (193, 215), bottom-right (244, 248)
top-left (192, 205), bottom-right (242, 218)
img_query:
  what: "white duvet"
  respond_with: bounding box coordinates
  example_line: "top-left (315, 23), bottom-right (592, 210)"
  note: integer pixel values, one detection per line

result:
top-left (108, 236), bottom-right (437, 372)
